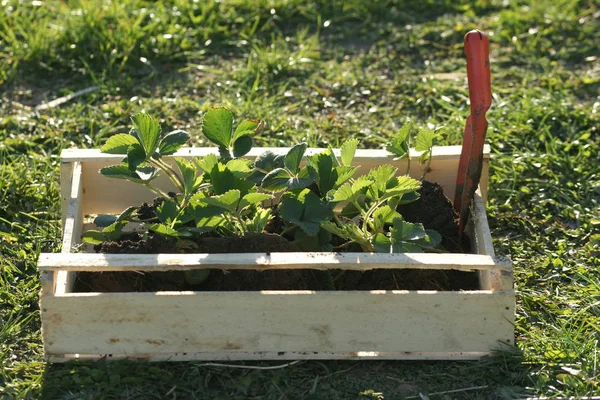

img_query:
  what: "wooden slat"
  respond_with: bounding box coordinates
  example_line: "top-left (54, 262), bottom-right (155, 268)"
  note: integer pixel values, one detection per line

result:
top-left (55, 161), bottom-right (83, 296)
top-left (48, 351), bottom-right (496, 362)
top-left (42, 290), bottom-right (514, 356)
top-left (38, 252), bottom-right (509, 273)
top-left (61, 145), bottom-right (491, 162)
top-left (472, 191), bottom-right (513, 291)
top-left (71, 146), bottom-right (490, 215)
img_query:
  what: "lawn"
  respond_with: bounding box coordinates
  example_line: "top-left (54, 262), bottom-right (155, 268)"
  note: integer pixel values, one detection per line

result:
top-left (1, 0), bottom-right (599, 398)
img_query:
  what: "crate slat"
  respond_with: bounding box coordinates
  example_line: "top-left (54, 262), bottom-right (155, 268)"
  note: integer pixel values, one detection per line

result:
top-left (42, 290), bottom-right (514, 356)
top-left (38, 252), bottom-right (509, 273)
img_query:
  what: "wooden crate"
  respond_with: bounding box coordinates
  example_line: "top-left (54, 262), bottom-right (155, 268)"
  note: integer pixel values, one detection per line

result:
top-left (38, 145), bottom-right (514, 362)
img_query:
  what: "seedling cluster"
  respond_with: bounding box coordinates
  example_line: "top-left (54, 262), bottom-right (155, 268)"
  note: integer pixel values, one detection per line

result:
top-left (83, 107), bottom-right (442, 254)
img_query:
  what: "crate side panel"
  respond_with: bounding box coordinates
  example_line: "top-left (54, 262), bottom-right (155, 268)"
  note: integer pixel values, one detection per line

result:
top-left (43, 291), bottom-right (514, 356)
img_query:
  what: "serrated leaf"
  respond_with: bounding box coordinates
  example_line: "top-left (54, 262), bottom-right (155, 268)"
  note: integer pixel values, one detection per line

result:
top-left (334, 166), bottom-right (359, 186)
top-left (262, 168), bottom-right (292, 192)
top-left (198, 190), bottom-right (241, 212)
top-left (135, 166), bottom-right (159, 182)
top-left (148, 223), bottom-right (186, 237)
top-left (156, 200), bottom-right (178, 224)
top-left (94, 214), bottom-right (117, 227)
top-left (175, 157), bottom-right (198, 196)
top-left (372, 233), bottom-right (391, 253)
top-left (100, 164), bottom-right (151, 183)
top-left (226, 158), bottom-right (252, 177)
top-left (284, 143), bottom-right (307, 174)
top-left (232, 119), bottom-right (265, 143)
top-left (255, 150), bottom-right (285, 172)
top-left (239, 193), bottom-right (273, 209)
top-left (195, 153), bottom-right (219, 174)
top-left (333, 177), bottom-right (374, 202)
top-left (102, 221), bottom-right (125, 241)
top-left (415, 129), bottom-right (437, 152)
top-left (131, 113), bottom-right (161, 159)
top-left (159, 130), bottom-right (190, 155)
top-left (232, 135), bottom-right (253, 157)
top-left (340, 138), bottom-right (358, 166)
top-left (81, 230), bottom-right (106, 244)
top-left (380, 176), bottom-right (421, 200)
top-left (390, 218), bottom-right (427, 247)
top-left (126, 143), bottom-right (146, 171)
top-left (287, 167), bottom-right (314, 189)
top-left (294, 228), bottom-right (333, 251)
top-left (373, 205), bottom-right (401, 232)
top-left (101, 134), bottom-right (138, 154)
top-left (202, 107), bottom-right (233, 148)
top-left (368, 165), bottom-right (398, 197)
top-left (392, 242), bottom-right (423, 253)
top-left (418, 150), bottom-right (431, 165)
top-left (308, 153), bottom-right (337, 195)
top-left (279, 189), bottom-right (333, 236)
top-left (247, 207), bottom-right (272, 233)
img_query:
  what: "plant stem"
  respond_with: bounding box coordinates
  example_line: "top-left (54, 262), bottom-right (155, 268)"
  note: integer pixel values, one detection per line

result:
top-left (144, 183), bottom-right (171, 199)
top-left (152, 158), bottom-right (185, 193)
top-left (421, 147), bottom-right (433, 180)
top-left (279, 225), bottom-right (297, 237)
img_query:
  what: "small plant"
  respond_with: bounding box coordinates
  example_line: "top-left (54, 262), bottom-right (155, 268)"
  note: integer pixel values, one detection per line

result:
top-left (83, 106), bottom-right (442, 256)
top-left (386, 122), bottom-right (440, 179)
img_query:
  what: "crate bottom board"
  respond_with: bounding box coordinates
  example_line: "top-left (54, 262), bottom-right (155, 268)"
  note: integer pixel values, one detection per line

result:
top-left (41, 290), bottom-right (515, 361)
top-left (48, 351), bottom-right (498, 362)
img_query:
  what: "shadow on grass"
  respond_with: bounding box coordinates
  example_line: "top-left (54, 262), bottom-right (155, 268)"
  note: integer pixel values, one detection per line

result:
top-left (40, 349), bottom-right (533, 399)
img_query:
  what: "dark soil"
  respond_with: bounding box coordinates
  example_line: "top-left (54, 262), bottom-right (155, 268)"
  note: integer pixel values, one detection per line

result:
top-left (74, 182), bottom-right (479, 293)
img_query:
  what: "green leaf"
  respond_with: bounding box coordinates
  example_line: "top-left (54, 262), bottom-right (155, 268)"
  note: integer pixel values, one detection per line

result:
top-left (284, 143), bottom-right (307, 174)
top-left (131, 113), bottom-right (161, 159)
top-left (195, 153), bottom-right (219, 174)
top-left (262, 168), bottom-right (292, 192)
top-left (294, 228), bottom-right (333, 251)
top-left (287, 167), bottom-right (314, 189)
top-left (340, 138), bottom-right (358, 166)
top-left (418, 150), bottom-right (431, 165)
top-left (101, 134), bottom-right (138, 154)
top-left (334, 166), bottom-right (359, 186)
top-left (380, 176), bottom-right (421, 200)
top-left (368, 165), bottom-right (398, 197)
top-left (126, 143), bottom-right (146, 171)
top-left (159, 130), bottom-right (190, 155)
top-left (247, 207), bottom-right (272, 233)
top-left (198, 190), bottom-right (241, 212)
top-left (385, 123), bottom-right (411, 160)
top-left (81, 230), bottom-right (106, 244)
top-left (239, 193), bottom-right (273, 209)
top-left (100, 164), bottom-right (154, 183)
top-left (102, 221), bottom-right (126, 241)
top-left (415, 129), bottom-right (437, 152)
top-left (148, 223), bottom-right (186, 237)
top-left (372, 233), bottom-right (391, 253)
top-left (232, 119), bottom-right (265, 143)
top-left (413, 230), bottom-right (442, 249)
top-left (232, 135), bottom-right (253, 157)
top-left (175, 158), bottom-right (198, 196)
top-left (308, 153), bottom-right (337, 195)
top-left (226, 159), bottom-right (252, 177)
top-left (202, 107), bottom-right (233, 148)
top-left (156, 200), bottom-right (178, 224)
top-left (332, 177), bottom-right (373, 202)
top-left (255, 151), bottom-right (285, 172)
top-left (372, 205), bottom-right (401, 232)
top-left (280, 189), bottom-right (333, 236)
top-left (114, 206), bottom-right (137, 224)
top-left (391, 219), bottom-right (426, 241)
top-left (94, 214), bottom-right (117, 227)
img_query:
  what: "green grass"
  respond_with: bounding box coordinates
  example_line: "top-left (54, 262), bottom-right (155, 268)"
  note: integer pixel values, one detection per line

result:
top-left (1, 0), bottom-right (599, 398)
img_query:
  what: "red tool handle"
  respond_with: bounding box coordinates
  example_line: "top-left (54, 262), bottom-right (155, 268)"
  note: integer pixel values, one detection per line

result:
top-left (454, 30), bottom-right (492, 235)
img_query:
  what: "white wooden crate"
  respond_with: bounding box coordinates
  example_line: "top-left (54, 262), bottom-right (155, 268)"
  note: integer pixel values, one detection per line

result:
top-left (38, 145), bottom-right (514, 362)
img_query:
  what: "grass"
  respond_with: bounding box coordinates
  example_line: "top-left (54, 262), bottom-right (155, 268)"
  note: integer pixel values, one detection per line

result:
top-left (1, 0), bottom-right (599, 398)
